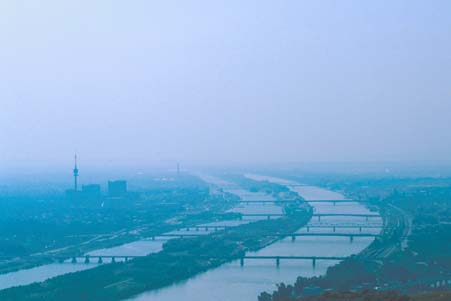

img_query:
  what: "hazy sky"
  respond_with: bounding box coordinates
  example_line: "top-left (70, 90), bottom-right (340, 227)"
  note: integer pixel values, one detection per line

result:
top-left (1, 1), bottom-right (451, 170)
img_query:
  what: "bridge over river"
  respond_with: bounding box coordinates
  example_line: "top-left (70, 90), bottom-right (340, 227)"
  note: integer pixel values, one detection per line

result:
top-left (182, 223), bottom-right (382, 232)
top-left (122, 176), bottom-right (384, 301)
top-left (0, 175), bottom-right (386, 300)
top-left (237, 213), bottom-right (380, 221)
top-left (143, 232), bottom-right (379, 242)
top-left (0, 254), bottom-right (348, 268)
top-left (238, 199), bottom-right (372, 205)
top-left (0, 229), bottom-right (380, 266)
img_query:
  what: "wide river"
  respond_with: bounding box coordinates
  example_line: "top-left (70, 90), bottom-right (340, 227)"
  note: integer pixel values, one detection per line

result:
top-left (0, 175), bottom-right (382, 301)
top-left (128, 175), bottom-right (382, 301)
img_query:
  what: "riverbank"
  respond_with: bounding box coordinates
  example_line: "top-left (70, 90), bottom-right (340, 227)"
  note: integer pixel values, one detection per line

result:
top-left (0, 208), bottom-right (312, 301)
top-left (1, 175), bottom-right (381, 301)
top-left (0, 189), bottom-right (239, 276)
top-left (258, 175), bottom-right (451, 300)
top-left (130, 179), bottom-right (380, 301)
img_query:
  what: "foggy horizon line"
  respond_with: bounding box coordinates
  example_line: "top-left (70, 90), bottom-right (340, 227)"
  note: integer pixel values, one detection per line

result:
top-left (2, 159), bottom-right (451, 175)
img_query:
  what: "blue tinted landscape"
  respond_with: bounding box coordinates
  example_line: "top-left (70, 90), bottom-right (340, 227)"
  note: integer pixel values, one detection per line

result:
top-left (1, 1), bottom-right (451, 300)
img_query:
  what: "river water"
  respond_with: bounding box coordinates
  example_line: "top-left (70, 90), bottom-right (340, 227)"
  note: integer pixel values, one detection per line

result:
top-left (0, 175), bottom-right (381, 301)
top-left (127, 176), bottom-right (382, 301)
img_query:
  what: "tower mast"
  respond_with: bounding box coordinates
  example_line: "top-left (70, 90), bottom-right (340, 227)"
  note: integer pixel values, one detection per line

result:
top-left (73, 154), bottom-right (79, 191)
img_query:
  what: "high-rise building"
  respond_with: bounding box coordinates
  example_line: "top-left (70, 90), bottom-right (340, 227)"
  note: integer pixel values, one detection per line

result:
top-left (108, 180), bottom-right (127, 197)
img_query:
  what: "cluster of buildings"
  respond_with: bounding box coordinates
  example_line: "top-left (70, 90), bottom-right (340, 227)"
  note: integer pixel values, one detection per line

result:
top-left (65, 155), bottom-right (128, 200)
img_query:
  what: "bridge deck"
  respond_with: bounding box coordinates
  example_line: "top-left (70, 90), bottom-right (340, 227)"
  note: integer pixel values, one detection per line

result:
top-left (313, 213), bottom-right (380, 217)
top-left (241, 213), bottom-right (285, 216)
top-left (0, 254), bottom-right (347, 261)
top-left (306, 225), bottom-right (381, 229)
top-left (239, 213), bottom-right (379, 217)
top-left (243, 255), bottom-right (346, 260)
top-left (146, 232), bottom-right (379, 239)
top-left (307, 200), bottom-right (369, 203)
top-left (238, 200), bottom-right (297, 204)
top-left (289, 233), bottom-right (378, 237)
top-left (0, 254), bottom-right (348, 262)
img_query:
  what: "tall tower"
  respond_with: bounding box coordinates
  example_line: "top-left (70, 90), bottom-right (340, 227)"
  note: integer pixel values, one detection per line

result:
top-left (73, 154), bottom-right (79, 191)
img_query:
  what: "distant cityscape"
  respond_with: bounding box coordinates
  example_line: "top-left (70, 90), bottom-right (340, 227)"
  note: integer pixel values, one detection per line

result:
top-left (65, 155), bottom-right (127, 200)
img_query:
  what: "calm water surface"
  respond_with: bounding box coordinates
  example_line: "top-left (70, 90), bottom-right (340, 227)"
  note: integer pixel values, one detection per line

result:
top-left (128, 177), bottom-right (381, 301)
top-left (0, 175), bottom-right (381, 301)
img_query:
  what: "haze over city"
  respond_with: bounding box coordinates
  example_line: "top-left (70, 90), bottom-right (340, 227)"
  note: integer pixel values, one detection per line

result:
top-left (3, 2), bottom-right (451, 301)
top-left (2, 1), bottom-right (451, 171)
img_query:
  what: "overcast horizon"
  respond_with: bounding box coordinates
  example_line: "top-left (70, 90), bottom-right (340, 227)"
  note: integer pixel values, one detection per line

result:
top-left (2, 1), bottom-right (451, 169)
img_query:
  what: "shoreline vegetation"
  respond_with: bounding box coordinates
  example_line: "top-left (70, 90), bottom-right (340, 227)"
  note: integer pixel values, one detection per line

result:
top-left (258, 175), bottom-right (451, 301)
top-left (0, 208), bottom-right (312, 301)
